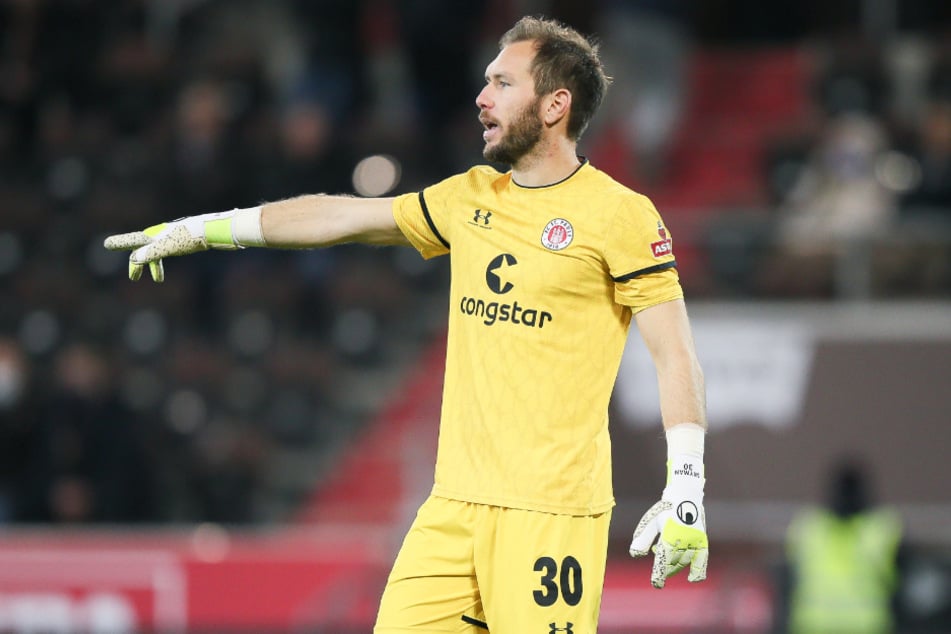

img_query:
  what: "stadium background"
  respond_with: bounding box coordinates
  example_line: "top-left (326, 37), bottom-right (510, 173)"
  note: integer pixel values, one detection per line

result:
top-left (1, 0), bottom-right (949, 631)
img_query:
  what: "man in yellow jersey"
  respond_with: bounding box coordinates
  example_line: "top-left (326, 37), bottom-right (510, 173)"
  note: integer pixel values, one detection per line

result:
top-left (105, 16), bottom-right (708, 633)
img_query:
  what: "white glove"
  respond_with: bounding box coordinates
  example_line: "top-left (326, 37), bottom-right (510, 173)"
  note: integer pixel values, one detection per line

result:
top-left (104, 207), bottom-right (264, 282)
top-left (630, 423), bottom-right (708, 589)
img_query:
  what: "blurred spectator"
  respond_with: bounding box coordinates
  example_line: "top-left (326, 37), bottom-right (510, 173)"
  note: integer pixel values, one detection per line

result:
top-left (870, 95), bottom-right (951, 296)
top-left (813, 34), bottom-right (889, 119)
top-left (394, 0), bottom-right (491, 179)
top-left (537, 0), bottom-right (689, 185)
top-left (19, 343), bottom-right (155, 523)
top-left (159, 78), bottom-right (244, 214)
top-left (777, 113), bottom-right (895, 244)
top-left (757, 113), bottom-right (896, 296)
top-left (287, 0), bottom-right (369, 125)
top-left (927, 40), bottom-right (951, 102)
top-left (0, 338), bottom-right (38, 523)
top-left (188, 414), bottom-right (270, 524)
top-left (253, 98), bottom-right (355, 201)
top-left (593, 0), bottom-right (690, 184)
top-left (898, 98), bottom-right (951, 220)
top-left (780, 460), bottom-right (905, 634)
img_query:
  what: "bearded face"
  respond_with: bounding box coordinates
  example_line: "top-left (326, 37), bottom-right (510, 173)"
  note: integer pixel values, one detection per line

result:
top-left (482, 95), bottom-right (544, 166)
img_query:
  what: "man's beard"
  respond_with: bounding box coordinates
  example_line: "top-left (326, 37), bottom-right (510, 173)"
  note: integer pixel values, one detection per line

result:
top-left (483, 97), bottom-right (543, 166)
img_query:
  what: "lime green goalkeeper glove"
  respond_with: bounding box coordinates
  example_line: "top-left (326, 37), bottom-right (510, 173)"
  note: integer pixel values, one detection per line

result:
top-left (630, 423), bottom-right (708, 589)
top-left (104, 207), bottom-right (264, 282)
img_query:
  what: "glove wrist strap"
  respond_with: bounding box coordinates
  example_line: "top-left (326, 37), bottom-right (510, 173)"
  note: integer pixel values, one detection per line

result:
top-left (666, 423), bottom-right (705, 458)
top-left (232, 206), bottom-right (266, 247)
top-left (203, 216), bottom-right (238, 249)
top-left (665, 423), bottom-right (705, 494)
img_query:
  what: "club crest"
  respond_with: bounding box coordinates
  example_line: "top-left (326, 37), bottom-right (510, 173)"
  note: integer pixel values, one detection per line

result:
top-left (541, 218), bottom-right (574, 251)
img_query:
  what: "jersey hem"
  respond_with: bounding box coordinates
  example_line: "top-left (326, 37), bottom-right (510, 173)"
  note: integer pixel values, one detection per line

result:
top-left (613, 260), bottom-right (678, 282)
top-left (431, 485), bottom-right (615, 516)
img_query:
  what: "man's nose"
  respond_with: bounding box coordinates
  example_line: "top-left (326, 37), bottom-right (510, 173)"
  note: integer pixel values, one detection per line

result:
top-left (475, 86), bottom-right (492, 110)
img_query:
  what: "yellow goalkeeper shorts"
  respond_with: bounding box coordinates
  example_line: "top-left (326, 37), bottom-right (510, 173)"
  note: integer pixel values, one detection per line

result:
top-left (374, 495), bottom-right (611, 633)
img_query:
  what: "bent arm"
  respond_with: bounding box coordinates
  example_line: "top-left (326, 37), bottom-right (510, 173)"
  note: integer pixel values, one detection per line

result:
top-left (633, 298), bottom-right (706, 431)
top-left (261, 194), bottom-right (410, 248)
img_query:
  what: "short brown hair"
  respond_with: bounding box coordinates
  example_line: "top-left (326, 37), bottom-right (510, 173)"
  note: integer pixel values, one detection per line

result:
top-left (500, 16), bottom-right (611, 141)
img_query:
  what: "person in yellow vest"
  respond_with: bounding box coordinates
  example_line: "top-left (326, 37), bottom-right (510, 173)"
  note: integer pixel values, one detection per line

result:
top-left (784, 460), bottom-right (904, 634)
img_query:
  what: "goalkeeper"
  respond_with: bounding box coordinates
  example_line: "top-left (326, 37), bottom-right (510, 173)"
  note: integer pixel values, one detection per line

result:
top-left (106, 15), bottom-right (707, 633)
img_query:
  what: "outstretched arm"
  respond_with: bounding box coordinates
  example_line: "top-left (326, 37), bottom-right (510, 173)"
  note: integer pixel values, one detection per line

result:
top-left (260, 195), bottom-right (408, 248)
top-left (104, 194), bottom-right (410, 282)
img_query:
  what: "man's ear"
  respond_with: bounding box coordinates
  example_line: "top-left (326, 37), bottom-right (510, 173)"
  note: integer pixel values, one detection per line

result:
top-left (543, 88), bottom-right (572, 127)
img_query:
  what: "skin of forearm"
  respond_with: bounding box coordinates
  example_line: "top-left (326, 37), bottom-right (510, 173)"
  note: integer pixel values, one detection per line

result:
top-left (656, 346), bottom-right (707, 431)
top-left (260, 194), bottom-right (408, 248)
top-left (634, 300), bottom-right (707, 432)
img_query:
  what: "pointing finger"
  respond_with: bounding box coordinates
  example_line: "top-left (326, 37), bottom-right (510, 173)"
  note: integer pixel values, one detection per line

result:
top-left (105, 231), bottom-right (152, 251)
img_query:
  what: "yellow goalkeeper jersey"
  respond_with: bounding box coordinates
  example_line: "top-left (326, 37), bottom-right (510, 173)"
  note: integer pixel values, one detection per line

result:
top-left (392, 160), bottom-right (683, 515)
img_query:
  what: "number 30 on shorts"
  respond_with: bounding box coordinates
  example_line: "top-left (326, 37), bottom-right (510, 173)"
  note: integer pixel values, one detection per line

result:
top-left (532, 556), bottom-right (583, 606)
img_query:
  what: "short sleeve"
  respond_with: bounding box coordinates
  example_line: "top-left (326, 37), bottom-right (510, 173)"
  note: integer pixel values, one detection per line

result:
top-left (393, 191), bottom-right (450, 259)
top-left (604, 194), bottom-right (684, 312)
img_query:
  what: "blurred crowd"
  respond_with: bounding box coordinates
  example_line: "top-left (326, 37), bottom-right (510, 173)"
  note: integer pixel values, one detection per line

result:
top-left (748, 28), bottom-right (951, 298)
top-left (0, 0), bottom-right (463, 525)
top-left (0, 0), bottom-right (949, 525)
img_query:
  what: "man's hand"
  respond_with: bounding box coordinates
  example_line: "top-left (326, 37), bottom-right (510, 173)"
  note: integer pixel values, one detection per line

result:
top-left (104, 208), bottom-right (263, 282)
top-left (629, 493), bottom-right (708, 588)
top-left (630, 424), bottom-right (708, 588)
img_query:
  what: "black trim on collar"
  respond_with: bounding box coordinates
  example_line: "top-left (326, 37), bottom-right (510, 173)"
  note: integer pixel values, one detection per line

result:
top-left (511, 157), bottom-right (588, 189)
top-left (419, 190), bottom-right (449, 249)
top-left (613, 260), bottom-right (677, 282)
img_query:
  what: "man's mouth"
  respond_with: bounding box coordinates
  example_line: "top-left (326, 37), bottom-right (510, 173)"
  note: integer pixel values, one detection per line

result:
top-left (481, 117), bottom-right (500, 141)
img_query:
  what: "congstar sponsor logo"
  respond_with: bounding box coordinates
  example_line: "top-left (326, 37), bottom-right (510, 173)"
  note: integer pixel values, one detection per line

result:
top-left (459, 253), bottom-right (553, 329)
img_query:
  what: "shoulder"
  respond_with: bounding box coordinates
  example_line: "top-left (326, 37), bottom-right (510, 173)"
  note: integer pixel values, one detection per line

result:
top-left (429, 164), bottom-right (507, 192)
top-left (868, 508), bottom-right (903, 535)
top-left (468, 164), bottom-right (507, 180)
top-left (581, 163), bottom-right (657, 212)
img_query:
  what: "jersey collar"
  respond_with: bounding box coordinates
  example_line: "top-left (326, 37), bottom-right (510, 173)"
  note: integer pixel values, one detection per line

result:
top-left (511, 156), bottom-right (589, 189)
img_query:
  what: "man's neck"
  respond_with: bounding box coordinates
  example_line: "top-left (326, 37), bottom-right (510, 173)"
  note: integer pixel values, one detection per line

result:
top-left (510, 138), bottom-right (582, 187)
